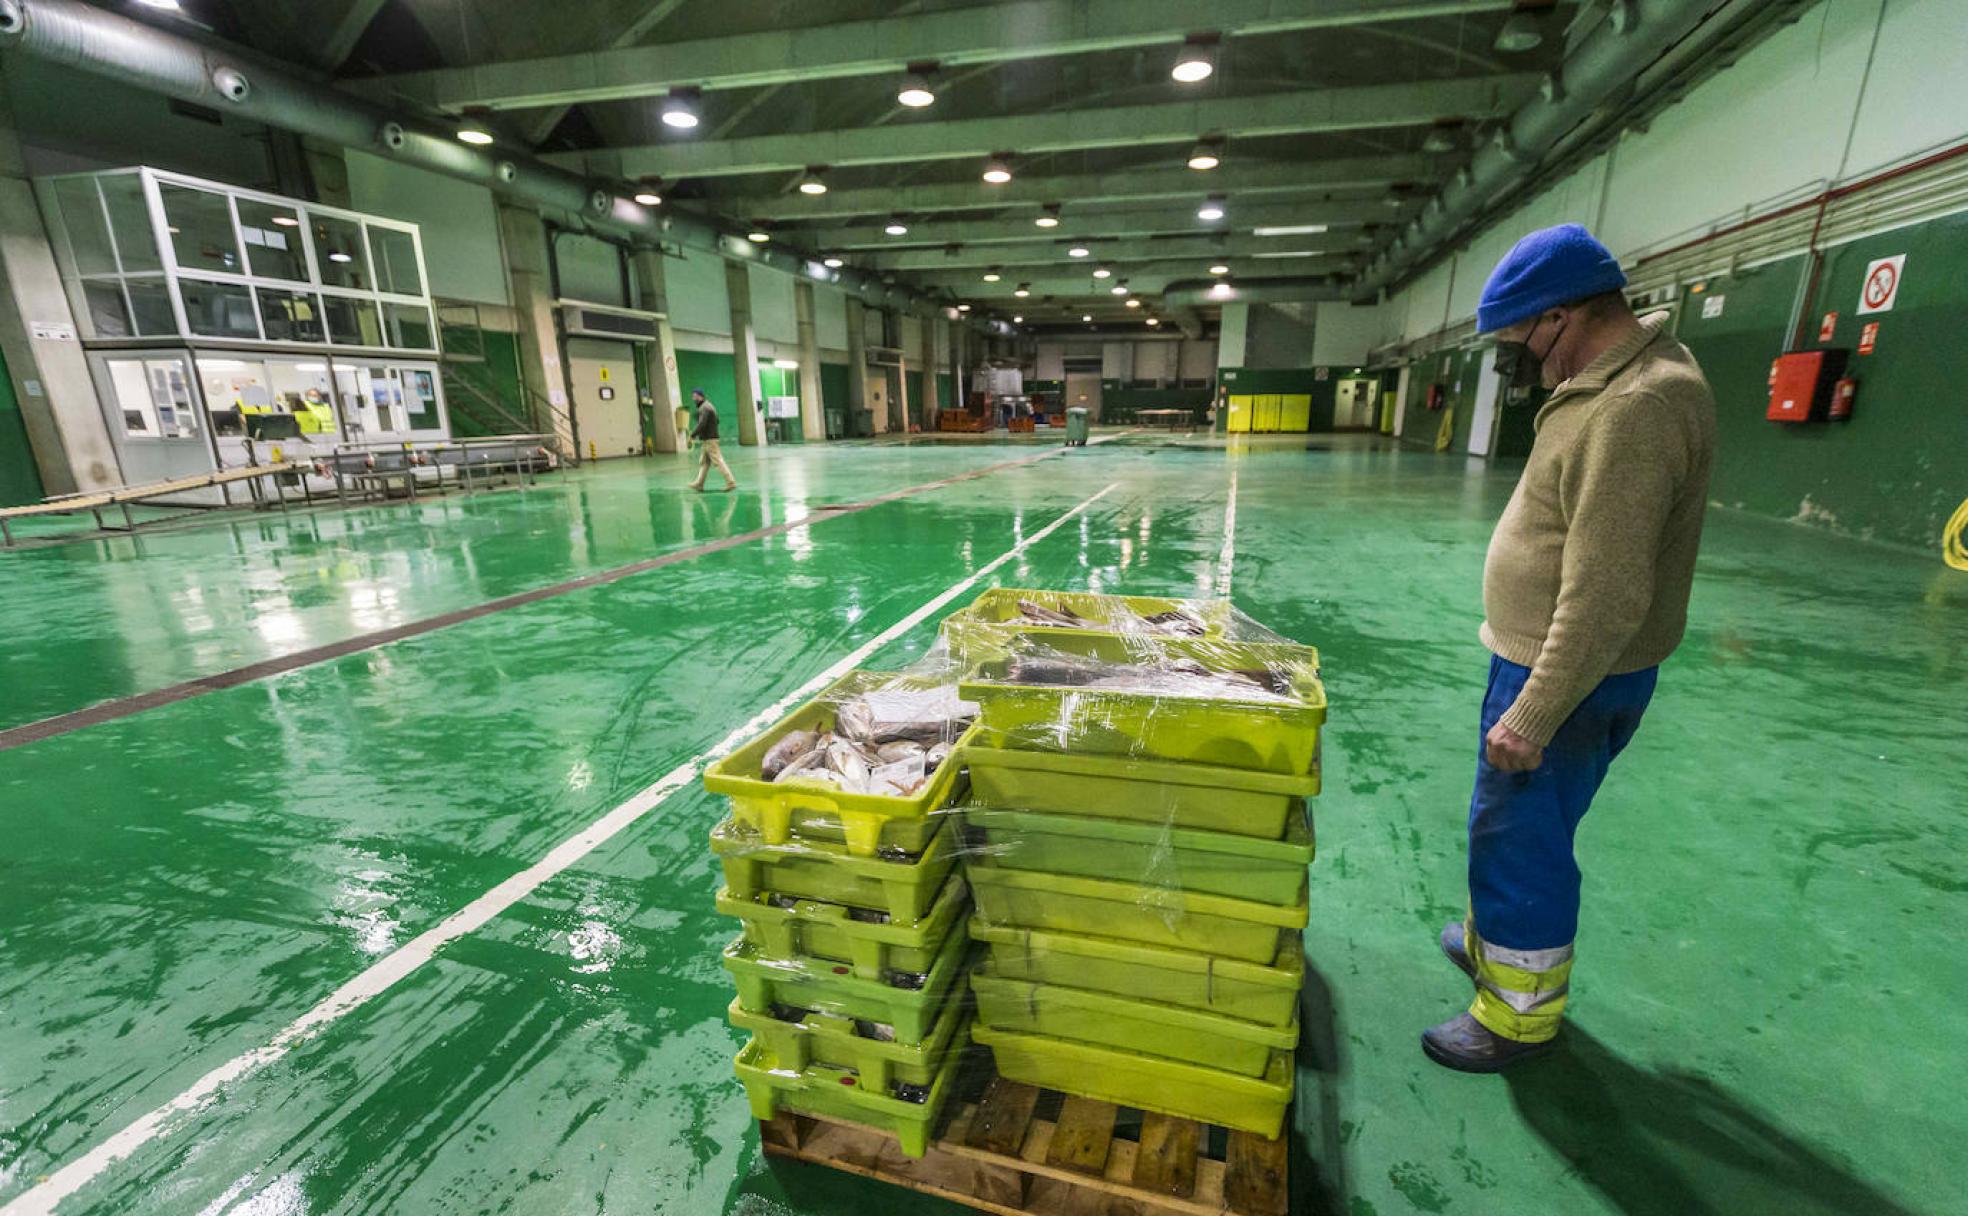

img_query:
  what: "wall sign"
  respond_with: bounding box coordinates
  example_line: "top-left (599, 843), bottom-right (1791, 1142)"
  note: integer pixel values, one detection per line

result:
top-left (1856, 255), bottom-right (1904, 315)
top-left (30, 322), bottom-right (74, 341)
top-left (599, 366), bottom-right (611, 382)
top-left (1818, 311), bottom-right (1838, 342)
top-left (1701, 295), bottom-right (1726, 319)
top-left (1858, 321), bottom-right (1879, 355)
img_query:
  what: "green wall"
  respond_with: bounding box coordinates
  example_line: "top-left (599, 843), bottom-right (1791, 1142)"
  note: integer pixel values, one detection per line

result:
top-left (937, 373), bottom-right (955, 414)
top-left (1674, 213), bottom-right (1968, 550)
top-left (0, 344), bottom-right (45, 506)
top-left (904, 369), bottom-right (924, 429)
top-left (674, 348), bottom-right (739, 437)
top-left (1395, 348), bottom-right (1485, 451)
top-left (438, 325), bottom-right (526, 439)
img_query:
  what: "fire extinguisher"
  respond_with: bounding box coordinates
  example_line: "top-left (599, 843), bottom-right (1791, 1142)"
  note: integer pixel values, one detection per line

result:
top-left (1829, 376), bottom-right (1858, 420)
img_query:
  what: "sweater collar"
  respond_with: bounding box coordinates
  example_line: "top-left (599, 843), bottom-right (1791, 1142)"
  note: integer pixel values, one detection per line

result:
top-left (1547, 311), bottom-right (1669, 401)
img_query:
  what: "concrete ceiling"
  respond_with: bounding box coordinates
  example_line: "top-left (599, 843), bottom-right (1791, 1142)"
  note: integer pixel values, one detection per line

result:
top-left (195, 0), bottom-right (1613, 326)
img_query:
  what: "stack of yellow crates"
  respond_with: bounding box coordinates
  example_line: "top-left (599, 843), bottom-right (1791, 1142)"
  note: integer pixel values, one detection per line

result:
top-left (941, 590), bottom-right (1323, 1140)
top-left (704, 669), bottom-right (978, 1158)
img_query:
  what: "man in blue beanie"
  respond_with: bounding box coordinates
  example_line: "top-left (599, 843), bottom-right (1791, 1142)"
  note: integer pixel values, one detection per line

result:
top-left (1425, 224), bottom-right (1716, 1071)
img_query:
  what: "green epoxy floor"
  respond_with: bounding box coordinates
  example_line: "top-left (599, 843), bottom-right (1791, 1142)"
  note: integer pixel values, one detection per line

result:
top-left (0, 436), bottom-right (1962, 1215)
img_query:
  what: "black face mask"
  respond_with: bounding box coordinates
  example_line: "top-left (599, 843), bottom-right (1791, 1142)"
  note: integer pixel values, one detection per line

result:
top-left (1493, 315), bottom-right (1557, 390)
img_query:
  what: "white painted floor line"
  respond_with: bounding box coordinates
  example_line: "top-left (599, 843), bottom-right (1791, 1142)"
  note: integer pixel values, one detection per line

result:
top-left (1216, 467), bottom-right (1240, 598)
top-left (3, 481), bottom-right (1122, 1216)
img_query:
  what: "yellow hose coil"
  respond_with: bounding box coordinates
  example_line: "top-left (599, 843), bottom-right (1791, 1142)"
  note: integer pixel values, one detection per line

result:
top-left (1946, 497), bottom-right (1968, 572)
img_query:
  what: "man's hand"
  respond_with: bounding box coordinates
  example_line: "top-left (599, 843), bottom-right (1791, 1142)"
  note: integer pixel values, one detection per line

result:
top-left (1485, 721), bottom-right (1544, 772)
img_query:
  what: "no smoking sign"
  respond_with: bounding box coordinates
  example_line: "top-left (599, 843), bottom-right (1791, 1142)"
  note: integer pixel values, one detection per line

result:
top-left (1856, 254), bottom-right (1905, 315)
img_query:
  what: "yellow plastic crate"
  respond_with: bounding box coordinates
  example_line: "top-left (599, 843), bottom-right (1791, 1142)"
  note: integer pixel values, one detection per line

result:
top-left (958, 640), bottom-right (1324, 775)
top-left (726, 980), bottom-right (969, 1093)
top-left (722, 917), bottom-right (971, 1045)
top-left (711, 815), bottom-right (959, 924)
top-left (973, 1022), bottom-right (1292, 1139)
top-left (704, 670), bottom-right (977, 857)
top-left (966, 865), bottom-right (1307, 964)
top-left (964, 745), bottom-right (1318, 836)
top-left (971, 965), bottom-right (1297, 1077)
top-left (940, 588), bottom-right (1232, 653)
top-left (971, 922), bottom-right (1304, 1028)
top-left (715, 875), bottom-right (969, 980)
top-left (735, 1020), bottom-right (971, 1158)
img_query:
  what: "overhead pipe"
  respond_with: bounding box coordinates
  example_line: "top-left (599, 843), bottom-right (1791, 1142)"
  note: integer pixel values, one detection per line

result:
top-left (0, 0), bottom-right (1005, 331)
top-left (1356, 0), bottom-right (1723, 294)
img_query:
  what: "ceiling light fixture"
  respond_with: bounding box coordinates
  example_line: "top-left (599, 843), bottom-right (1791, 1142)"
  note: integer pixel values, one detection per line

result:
top-left (1035, 204), bottom-right (1062, 228)
top-left (661, 87), bottom-right (702, 130)
top-left (1211, 281), bottom-right (1234, 299)
top-left (823, 256), bottom-right (845, 268)
top-left (328, 251), bottom-right (353, 264)
top-left (1171, 34), bottom-right (1219, 83)
top-left (1092, 266), bottom-right (1112, 279)
top-left (1110, 280), bottom-right (1129, 296)
top-left (1067, 245), bottom-right (1090, 258)
top-left (1082, 314), bottom-right (1094, 322)
top-left (797, 167), bottom-right (829, 195)
top-left (773, 358), bottom-right (799, 369)
top-left (1187, 140), bottom-right (1222, 171)
top-left (271, 215), bottom-right (299, 227)
top-left (455, 112), bottom-right (495, 145)
top-left (1125, 297), bottom-right (1142, 308)
top-left (1014, 283), bottom-right (1031, 297)
top-left (1421, 124), bottom-right (1459, 154)
top-left (1197, 195), bottom-right (1226, 221)
top-left (884, 218), bottom-right (910, 236)
top-left (958, 303), bottom-right (972, 311)
top-left (1146, 317), bottom-right (1161, 326)
top-left (1208, 262), bottom-right (1231, 275)
top-left (982, 154), bottom-right (1014, 185)
top-left (1494, 11), bottom-right (1544, 53)
top-left (1253, 224), bottom-right (1330, 236)
top-left (897, 64), bottom-right (938, 108)
top-left (747, 229), bottom-right (770, 243)
top-left (1012, 314), bottom-right (1024, 323)
top-left (982, 269), bottom-right (1002, 282)
top-left (633, 176), bottom-right (663, 206)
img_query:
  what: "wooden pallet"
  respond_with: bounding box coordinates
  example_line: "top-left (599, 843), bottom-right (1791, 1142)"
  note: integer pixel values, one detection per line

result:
top-left (760, 1072), bottom-right (1289, 1216)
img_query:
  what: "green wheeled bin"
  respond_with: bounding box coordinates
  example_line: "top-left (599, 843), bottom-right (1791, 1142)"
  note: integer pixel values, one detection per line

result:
top-left (1065, 407), bottom-right (1089, 446)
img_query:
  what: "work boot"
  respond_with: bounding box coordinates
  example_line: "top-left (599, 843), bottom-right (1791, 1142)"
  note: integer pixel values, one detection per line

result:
top-left (1440, 921), bottom-right (1476, 981)
top-left (1421, 1013), bottom-right (1555, 1073)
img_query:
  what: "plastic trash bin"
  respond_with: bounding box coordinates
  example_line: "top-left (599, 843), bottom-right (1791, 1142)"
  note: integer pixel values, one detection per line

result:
top-left (1065, 407), bottom-right (1089, 446)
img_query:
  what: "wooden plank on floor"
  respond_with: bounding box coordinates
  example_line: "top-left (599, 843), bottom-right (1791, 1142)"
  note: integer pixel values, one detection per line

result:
top-left (1045, 1097), bottom-right (1119, 1176)
top-left (1224, 1130), bottom-right (1290, 1216)
top-left (1130, 1114), bottom-right (1200, 1200)
top-left (968, 1077), bottom-right (1043, 1157)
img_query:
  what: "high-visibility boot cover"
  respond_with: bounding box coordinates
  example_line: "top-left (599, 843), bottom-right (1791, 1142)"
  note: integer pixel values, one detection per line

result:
top-left (1465, 919), bottom-right (1572, 1043)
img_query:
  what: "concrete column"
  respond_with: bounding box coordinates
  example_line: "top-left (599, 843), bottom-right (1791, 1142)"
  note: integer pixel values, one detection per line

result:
top-left (630, 247), bottom-right (682, 453)
top-left (1214, 302), bottom-right (1251, 435)
top-left (496, 203), bottom-right (574, 459)
top-left (722, 260), bottom-right (764, 447)
top-left (792, 281), bottom-right (826, 441)
top-left (846, 300), bottom-right (871, 437)
top-left (0, 86), bottom-right (116, 495)
top-left (949, 320), bottom-right (966, 412)
top-left (920, 314), bottom-right (943, 431)
top-left (892, 311), bottom-right (912, 433)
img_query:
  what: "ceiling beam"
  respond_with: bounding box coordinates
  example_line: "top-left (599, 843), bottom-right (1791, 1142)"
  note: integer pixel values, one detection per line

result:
top-left (869, 235), bottom-right (1364, 271)
top-left (806, 200), bottom-right (1399, 251)
top-left (350, 0), bottom-right (1517, 111)
top-left (316, 0), bottom-right (390, 71)
top-left (904, 263), bottom-right (1325, 295)
top-left (516, 0), bottom-right (690, 145)
top-left (711, 154), bottom-right (1434, 221)
top-left (570, 75), bottom-right (1537, 179)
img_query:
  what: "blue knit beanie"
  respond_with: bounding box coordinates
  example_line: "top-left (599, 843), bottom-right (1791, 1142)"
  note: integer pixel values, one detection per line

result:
top-left (1476, 223), bottom-right (1627, 333)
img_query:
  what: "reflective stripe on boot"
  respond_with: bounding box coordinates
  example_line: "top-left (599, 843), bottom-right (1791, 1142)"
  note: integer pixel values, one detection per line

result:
top-left (1465, 919), bottom-right (1573, 1044)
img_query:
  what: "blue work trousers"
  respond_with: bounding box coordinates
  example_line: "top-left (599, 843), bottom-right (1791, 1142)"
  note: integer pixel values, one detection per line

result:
top-left (1467, 655), bottom-right (1657, 952)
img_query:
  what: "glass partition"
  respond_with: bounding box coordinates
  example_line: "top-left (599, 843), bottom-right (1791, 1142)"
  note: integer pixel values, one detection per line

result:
top-left (36, 167), bottom-right (439, 355)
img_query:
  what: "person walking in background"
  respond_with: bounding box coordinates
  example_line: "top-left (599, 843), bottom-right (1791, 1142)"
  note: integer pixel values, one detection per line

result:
top-left (686, 387), bottom-right (737, 493)
top-left (1425, 224), bottom-right (1717, 1072)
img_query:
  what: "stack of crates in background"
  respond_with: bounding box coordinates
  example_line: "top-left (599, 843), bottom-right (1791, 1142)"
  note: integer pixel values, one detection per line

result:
top-left (703, 669), bottom-right (980, 1157)
top-left (942, 590), bottom-right (1324, 1140)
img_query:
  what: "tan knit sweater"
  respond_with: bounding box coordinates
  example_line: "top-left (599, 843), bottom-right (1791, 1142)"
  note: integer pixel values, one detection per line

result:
top-left (1481, 312), bottom-right (1716, 746)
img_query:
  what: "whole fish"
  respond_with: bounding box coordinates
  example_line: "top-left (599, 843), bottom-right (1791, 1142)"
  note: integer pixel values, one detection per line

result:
top-left (761, 728), bottom-right (821, 779)
top-left (1017, 598), bottom-right (1088, 627)
top-left (825, 738), bottom-right (871, 794)
top-left (876, 741), bottom-right (927, 764)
